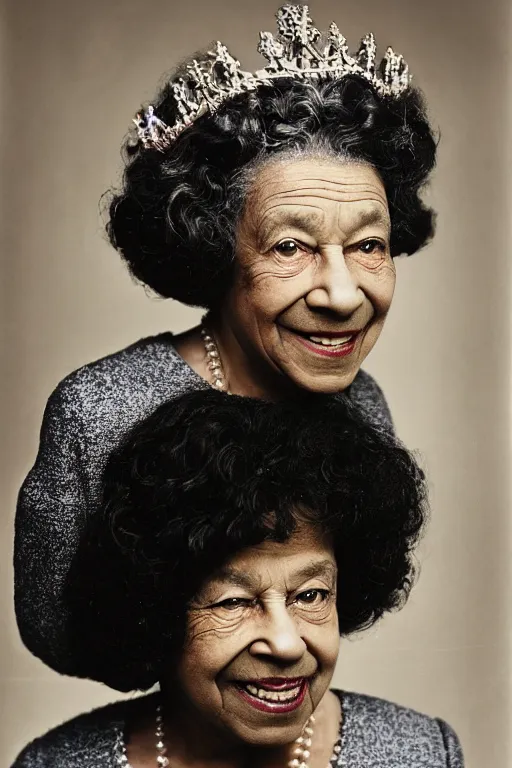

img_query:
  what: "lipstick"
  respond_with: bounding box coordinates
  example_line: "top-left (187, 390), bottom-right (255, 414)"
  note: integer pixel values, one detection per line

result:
top-left (235, 677), bottom-right (308, 714)
top-left (292, 331), bottom-right (359, 358)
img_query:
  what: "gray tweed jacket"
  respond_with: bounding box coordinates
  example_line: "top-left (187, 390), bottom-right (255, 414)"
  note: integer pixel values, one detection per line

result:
top-left (14, 333), bottom-right (393, 677)
top-left (12, 690), bottom-right (464, 767)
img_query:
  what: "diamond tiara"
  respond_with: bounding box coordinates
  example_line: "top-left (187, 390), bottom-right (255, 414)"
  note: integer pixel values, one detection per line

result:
top-left (133, 4), bottom-right (411, 152)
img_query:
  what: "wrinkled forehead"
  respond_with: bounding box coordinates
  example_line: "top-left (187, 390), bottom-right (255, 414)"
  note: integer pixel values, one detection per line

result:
top-left (196, 525), bottom-right (337, 595)
top-left (242, 157), bottom-right (390, 232)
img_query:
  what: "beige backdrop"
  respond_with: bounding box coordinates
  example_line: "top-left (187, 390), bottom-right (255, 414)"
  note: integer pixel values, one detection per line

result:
top-left (1, 0), bottom-right (511, 766)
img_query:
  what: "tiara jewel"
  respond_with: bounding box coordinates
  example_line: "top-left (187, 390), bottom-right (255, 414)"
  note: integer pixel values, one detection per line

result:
top-left (133, 4), bottom-right (411, 152)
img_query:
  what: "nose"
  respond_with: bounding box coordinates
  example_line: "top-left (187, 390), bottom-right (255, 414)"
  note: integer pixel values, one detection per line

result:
top-left (249, 603), bottom-right (307, 662)
top-left (305, 248), bottom-right (364, 316)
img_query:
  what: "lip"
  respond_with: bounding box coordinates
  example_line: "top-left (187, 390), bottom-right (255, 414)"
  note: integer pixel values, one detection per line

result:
top-left (288, 329), bottom-right (360, 359)
top-left (292, 330), bottom-right (360, 338)
top-left (244, 677), bottom-right (305, 691)
top-left (234, 677), bottom-right (308, 714)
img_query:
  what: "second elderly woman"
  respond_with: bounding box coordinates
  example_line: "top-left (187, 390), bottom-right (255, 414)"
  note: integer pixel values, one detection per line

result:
top-left (13, 390), bottom-right (463, 766)
top-left (14, 4), bottom-right (437, 674)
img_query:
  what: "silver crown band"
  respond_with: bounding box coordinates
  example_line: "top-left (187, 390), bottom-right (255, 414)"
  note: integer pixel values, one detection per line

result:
top-left (133, 4), bottom-right (411, 152)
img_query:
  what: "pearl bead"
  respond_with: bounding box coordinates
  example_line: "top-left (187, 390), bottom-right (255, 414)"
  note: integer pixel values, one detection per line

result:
top-left (304, 726), bottom-right (314, 735)
top-left (302, 751), bottom-right (310, 760)
top-left (201, 323), bottom-right (231, 395)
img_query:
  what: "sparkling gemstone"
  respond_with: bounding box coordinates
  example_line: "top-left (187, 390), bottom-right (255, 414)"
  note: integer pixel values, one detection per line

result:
top-left (304, 727), bottom-right (314, 736)
top-left (157, 757), bottom-right (169, 767)
top-left (208, 350), bottom-right (219, 358)
top-left (214, 379), bottom-right (224, 388)
top-left (156, 741), bottom-right (164, 750)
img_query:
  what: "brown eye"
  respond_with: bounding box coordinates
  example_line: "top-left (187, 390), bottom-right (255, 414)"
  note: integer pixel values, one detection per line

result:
top-left (295, 589), bottom-right (330, 606)
top-left (274, 239), bottom-right (301, 257)
top-left (358, 239), bottom-right (386, 255)
top-left (213, 597), bottom-right (252, 611)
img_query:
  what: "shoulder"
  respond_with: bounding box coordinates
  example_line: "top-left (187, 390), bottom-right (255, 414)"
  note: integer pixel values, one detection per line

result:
top-left (11, 697), bottom-right (134, 767)
top-left (336, 690), bottom-right (464, 767)
top-left (52, 333), bottom-right (179, 398)
top-left (347, 370), bottom-right (394, 434)
top-left (44, 333), bottom-right (203, 424)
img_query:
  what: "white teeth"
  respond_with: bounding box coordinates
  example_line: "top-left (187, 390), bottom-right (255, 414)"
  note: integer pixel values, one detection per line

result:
top-left (308, 335), bottom-right (353, 346)
top-left (243, 683), bottom-right (302, 702)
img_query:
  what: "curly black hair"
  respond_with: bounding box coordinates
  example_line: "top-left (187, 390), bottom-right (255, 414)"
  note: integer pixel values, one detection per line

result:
top-left (107, 74), bottom-right (437, 308)
top-left (65, 389), bottom-right (428, 692)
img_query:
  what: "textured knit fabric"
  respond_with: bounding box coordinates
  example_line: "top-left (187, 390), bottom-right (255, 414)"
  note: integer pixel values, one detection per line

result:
top-left (14, 333), bottom-right (393, 676)
top-left (11, 690), bottom-right (464, 767)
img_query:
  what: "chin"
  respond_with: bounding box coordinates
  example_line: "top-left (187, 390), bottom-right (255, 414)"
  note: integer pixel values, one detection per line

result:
top-left (235, 722), bottom-right (306, 748)
top-left (293, 370), bottom-right (358, 394)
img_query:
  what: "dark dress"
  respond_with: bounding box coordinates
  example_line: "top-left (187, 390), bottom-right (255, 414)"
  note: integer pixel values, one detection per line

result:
top-left (11, 690), bottom-right (464, 767)
top-left (14, 333), bottom-right (394, 676)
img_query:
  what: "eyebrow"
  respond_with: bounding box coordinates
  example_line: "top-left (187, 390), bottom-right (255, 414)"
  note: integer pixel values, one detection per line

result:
top-left (213, 568), bottom-right (257, 591)
top-left (292, 559), bottom-right (337, 583)
top-left (352, 208), bottom-right (390, 233)
top-left (262, 210), bottom-right (325, 229)
top-left (212, 559), bottom-right (337, 591)
top-left (258, 210), bottom-right (325, 243)
top-left (258, 207), bottom-right (390, 245)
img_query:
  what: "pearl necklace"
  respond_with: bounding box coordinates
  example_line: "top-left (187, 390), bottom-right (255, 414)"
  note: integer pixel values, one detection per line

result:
top-left (117, 704), bottom-right (168, 767)
top-left (200, 324), bottom-right (230, 394)
top-left (117, 705), bottom-right (342, 768)
top-left (288, 714), bottom-right (315, 768)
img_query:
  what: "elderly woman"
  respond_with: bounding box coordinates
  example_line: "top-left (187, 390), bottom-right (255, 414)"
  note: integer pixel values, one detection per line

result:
top-left (14, 4), bottom-right (437, 674)
top-left (12, 391), bottom-right (462, 767)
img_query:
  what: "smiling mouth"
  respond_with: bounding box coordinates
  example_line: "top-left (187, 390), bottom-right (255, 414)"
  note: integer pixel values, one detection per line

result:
top-left (235, 677), bottom-right (308, 713)
top-left (287, 329), bottom-right (360, 358)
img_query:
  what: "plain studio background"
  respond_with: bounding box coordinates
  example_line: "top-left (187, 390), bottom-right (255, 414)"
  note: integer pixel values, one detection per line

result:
top-left (1, 0), bottom-right (511, 765)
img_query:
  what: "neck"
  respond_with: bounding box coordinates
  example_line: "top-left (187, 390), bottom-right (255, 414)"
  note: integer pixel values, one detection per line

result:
top-left (160, 692), bottom-right (299, 768)
top-left (126, 690), bottom-right (341, 768)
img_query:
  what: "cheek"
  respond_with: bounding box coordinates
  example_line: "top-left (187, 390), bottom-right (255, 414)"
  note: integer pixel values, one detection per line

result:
top-left (300, 611), bottom-right (340, 671)
top-left (179, 613), bottom-right (249, 688)
top-left (321, 613), bottom-right (341, 664)
top-left (356, 259), bottom-right (396, 313)
top-left (232, 249), bottom-right (312, 316)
